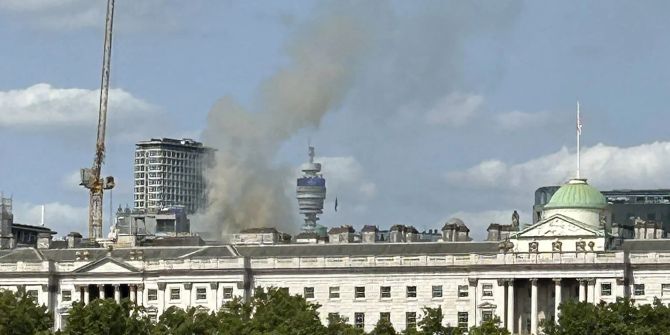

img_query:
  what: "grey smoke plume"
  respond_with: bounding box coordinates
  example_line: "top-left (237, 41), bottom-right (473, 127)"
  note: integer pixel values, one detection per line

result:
top-left (198, 5), bottom-right (371, 238)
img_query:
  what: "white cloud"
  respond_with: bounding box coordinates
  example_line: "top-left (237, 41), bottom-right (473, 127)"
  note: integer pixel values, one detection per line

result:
top-left (441, 209), bottom-right (531, 240)
top-left (495, 110), bottom-right (552, 130)
top-left (13, 201), bottom-right (88, 237)
top-left (424, 92), bottom-right (484, 126)
top-left (0, 83), bottom-right (160, 136)
top-left (315, 156), bottom-right (377, 212)
top-left (446, 141), bottom-right (670, 193)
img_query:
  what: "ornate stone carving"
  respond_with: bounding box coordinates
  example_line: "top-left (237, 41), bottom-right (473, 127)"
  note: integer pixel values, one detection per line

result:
top-left (576, 240), bottom-right (586, 252)
top-left (157, 282), bottom-right (166, 290)
top-left (210, 282), bottom-right (219, 290)
top-left (552, 240), bottom-right (562, 252)
top-left (588, 241), bottom-right (595, 251)
top-left (498, 240), bottom-right (514, 253)
top-left (468, 278), bottom-right (478, 286)
top-left (183, 283), bottom-right (192, 290)
top-left (529, 241), bottom-right (539, 253)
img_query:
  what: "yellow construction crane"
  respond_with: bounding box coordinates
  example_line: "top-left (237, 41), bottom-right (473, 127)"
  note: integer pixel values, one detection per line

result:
top-left (80, 0), bottom-right (116, 240)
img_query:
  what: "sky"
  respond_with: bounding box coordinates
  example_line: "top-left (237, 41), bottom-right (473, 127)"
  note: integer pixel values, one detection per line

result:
top-left (2, 0), bottom-right (670, 240)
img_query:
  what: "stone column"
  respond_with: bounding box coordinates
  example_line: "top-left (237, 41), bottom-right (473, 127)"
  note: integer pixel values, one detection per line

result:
top-left (530, 278), bottom-right (538, 335)
top-left (130, 285), bottom-right (137, 303)
top-left (506, 279), bottom-right (515, 334)
top-left (553, 278), bottom-right (562, 322)
top-left (578, 279), bottom-right (586, 302)
top-left (210, 282), bottom-right (219, 310)
top-left (184, 283), bottom-right (192, 307)
top-left (83, 286), bottom-right (90, 304)
top-left (468, 278), bottom-right (478, 328)
top-left (137, 284), bottom-right (144, 306)
top-left (114, 285), bottom-right (121, 303)
top-left (587, 279), bottom-right (596, 303)
top-left (158, 283), bottom-right (166, 314)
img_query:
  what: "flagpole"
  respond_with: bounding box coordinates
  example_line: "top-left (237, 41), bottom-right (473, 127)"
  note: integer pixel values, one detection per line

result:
top-left (577, 101), bottom-right (581, 179)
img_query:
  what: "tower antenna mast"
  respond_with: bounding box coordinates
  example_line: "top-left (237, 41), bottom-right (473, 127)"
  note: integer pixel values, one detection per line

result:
top-left (577, 101), bottom-right (582, 179)
top-left (80, 0), bottom-right (116, 239)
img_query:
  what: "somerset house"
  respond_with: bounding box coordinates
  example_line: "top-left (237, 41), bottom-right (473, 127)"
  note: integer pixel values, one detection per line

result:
top-left (3, 145), bottom-right (670, 335)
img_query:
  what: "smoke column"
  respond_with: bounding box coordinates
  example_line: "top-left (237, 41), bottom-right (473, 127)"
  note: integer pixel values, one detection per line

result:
top-left (198, 5), bottom-right (371, 239)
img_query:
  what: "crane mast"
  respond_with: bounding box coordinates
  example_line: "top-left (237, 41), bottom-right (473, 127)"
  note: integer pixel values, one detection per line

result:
top-left (80, 0), bottom-right (116, 240)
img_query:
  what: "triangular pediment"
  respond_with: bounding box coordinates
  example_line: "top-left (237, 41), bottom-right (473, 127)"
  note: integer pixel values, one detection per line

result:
top-left (73, 256), bottom-right (138, 273)
top-left (512, 214), bottom-right (604, 239)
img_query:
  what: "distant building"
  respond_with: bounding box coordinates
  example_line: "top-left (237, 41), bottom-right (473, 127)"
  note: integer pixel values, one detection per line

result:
top-left (113, 205), bottom-right (190, 241)
top-left (133, 138), bottom-right (214, 214)
top-left (0, 197), bottom-right (56, 249)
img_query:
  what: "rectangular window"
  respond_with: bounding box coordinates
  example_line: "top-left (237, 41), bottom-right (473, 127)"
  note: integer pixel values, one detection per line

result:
top-left (329, 286), bottom-right (340, 299)
top-left (304, 287), bottom-right (315, 299)
top-left (634, 284), bottom-right (645, 296)
top-left (482, 284), bottom-right (493, 297)
top-left (406, 286), bottom-right (417, 298)
top-left (170, 288), bottom-right (180, 301)
top-left (457, 312), bottom-right (469, 330)
top-left (482, 311), bottom-right (493, 321)
top-left (601, 283), bottom-right (612, 296)
top-left (354, 313), bottom-right (365, 328)
top-left (458, 285), bottom-right (469, 298)
top-left (406, 312), bottom-right (417, 329)
top-left (662, 284), bottom-right (670, 296)
top-left (223, 287), bottom-right (233, 299)
top-left (432, 285), bottom-right (443, 298)
top-left (380, 312), bottom-right (391, 322)
top-left (380, 286), bottom-right (391, 299)
top-left (148, 289), bottom-right (158, 301)
top-left (355, 286), bottom-right (366, 299)
top-left (61, 290), bottom-right (72, 302)
top-left (196, 288), bottom-right (207, 300)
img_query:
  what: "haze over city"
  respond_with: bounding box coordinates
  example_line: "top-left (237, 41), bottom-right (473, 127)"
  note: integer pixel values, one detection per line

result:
top-left (2, 1), bottom-right (670, 239)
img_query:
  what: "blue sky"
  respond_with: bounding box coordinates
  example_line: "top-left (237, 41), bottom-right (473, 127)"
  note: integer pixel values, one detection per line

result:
top-left (2, 1), bottom-right (670, 240)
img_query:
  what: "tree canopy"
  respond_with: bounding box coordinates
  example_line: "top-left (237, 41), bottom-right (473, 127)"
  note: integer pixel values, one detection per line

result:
top-left (0, 288), bottom-right (52, 335)
top-left (543, 297), bottom-right (670, 335)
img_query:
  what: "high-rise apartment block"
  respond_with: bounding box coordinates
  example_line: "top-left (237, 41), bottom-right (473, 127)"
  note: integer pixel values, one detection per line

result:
top-left (133, 138), bottom-right (214, 214)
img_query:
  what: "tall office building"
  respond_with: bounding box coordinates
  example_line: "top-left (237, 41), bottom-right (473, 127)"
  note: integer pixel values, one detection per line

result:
top-left (133, 138), bottom-right (214, 214)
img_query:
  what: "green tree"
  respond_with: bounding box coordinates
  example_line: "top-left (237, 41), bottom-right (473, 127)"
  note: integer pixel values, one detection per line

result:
top-left (152, 306), bottom-right (218, 335)
top-left (0, 288), bottom-right (53, 335)
top-left (62, 299), bottom-right (152, 335)
top-left (369, 317), bottom-right (397, 335)
top-left (542, 297), bottom-right (670, 335)
top-left (416, 306), bottom-right (458, 335)
top-left (325, 314), bottom-right (365, 335)
top-left (468, 317), bottom-right (509, 335)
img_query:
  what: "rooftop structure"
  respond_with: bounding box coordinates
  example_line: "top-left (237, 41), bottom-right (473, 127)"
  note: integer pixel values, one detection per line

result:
top-left (133, 138), bottom-right (214, 214)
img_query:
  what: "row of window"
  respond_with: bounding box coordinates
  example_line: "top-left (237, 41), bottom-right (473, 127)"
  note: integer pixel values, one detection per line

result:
top-left (59, 287), bottom-right (235, 302)
top-left (327, 311), bottom-right (470, 330)
top-left (302, 285), bottom-right (492, 300)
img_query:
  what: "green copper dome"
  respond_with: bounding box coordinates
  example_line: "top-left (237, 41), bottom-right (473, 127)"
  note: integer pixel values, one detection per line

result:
top-left (545, 179), bottom-right (607, 209)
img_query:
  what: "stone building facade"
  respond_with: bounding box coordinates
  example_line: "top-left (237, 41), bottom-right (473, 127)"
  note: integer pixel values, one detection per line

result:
top-left (1, 178), bottom-right (670, 334)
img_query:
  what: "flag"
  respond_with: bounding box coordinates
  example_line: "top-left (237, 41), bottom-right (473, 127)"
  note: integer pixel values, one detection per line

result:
top-left (577, 101), bottom-right (583, 135)
top-left (334, 197), bottom-right (338, 212)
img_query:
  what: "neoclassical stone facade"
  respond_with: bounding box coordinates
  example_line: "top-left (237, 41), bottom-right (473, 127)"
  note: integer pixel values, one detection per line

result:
top-left (1, 178), bottom-right (670, 334)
